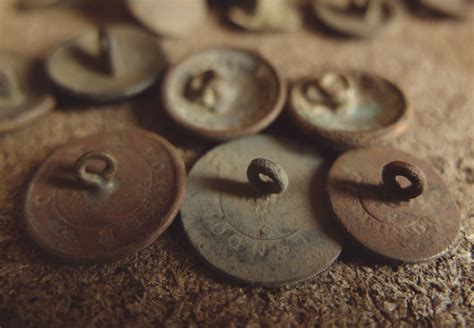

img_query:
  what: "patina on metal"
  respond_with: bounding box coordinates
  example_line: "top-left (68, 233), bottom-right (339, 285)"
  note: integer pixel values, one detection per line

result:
top-left (228, 0), bottom-right (303, 32)
top-left (288, 69), bottom-right (409, 151)
top-left (126, 0), bottom-right (208, 38)
top-left (416, 0), bottom-right (473, 18)
top-left (312, 0), bottom-right (397, 37)
top-left (0, 52), bottom-right (55, 133)
top-left (46, 24), bottom-right (167, 102)
top-left (181, 135), bottom-right (343, 287)
top-left (162, 48), bottom-right (286, 141)
top-left (24, 129), bottom-right (187, 263)
top-left (327, 147), bottom-right (461, 263)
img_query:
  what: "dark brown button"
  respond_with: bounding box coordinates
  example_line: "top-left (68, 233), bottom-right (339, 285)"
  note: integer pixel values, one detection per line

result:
top-left (312, 0), bottom-right (397, 37)
top-left (0, 52), bottom-right (55, 133)
top-left (162, 48), bottom-right (286, 141)
top-left (288, 69), bottom-right (409, 151)
top-left (181, 135), bottom-right (343, 287)
top-left (46, 24), bottom-right (167, 102)
top-left (227, 0), bottom-right (303, 32)
top-left (24, 129), bottom-right (187, 263)
top-left (416, 0), bottom-right (473, 18)
top-left (126, 0), bottom-right (208, 38)
top-left (327, 146), bottom-right (461, 263)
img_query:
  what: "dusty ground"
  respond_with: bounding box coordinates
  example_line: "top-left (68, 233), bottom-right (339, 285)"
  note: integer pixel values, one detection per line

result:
top-left (0, 0), bottom-right (473, 326)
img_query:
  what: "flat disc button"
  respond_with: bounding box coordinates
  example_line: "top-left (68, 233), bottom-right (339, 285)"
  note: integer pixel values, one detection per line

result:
top-left (327, 147), bottom-right (461, 263)
top-left (289, 70), bottom-right (409, 151)
top-left (312, 0), bottom-right (397, 37)
top-left (181, 135), bottom-right (343, 287)
top-left (24, 129), bottom-right (186, 263)
top-left (162, 48), bottom-right (286, 140)
top-left (46, 24), bottom-right (167, 102)
top-left (0, 52), bottom-right (55, 133)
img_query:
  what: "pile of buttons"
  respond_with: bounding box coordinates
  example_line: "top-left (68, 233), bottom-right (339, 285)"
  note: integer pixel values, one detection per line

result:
top-left (4, 0), bottom-right (467, 287)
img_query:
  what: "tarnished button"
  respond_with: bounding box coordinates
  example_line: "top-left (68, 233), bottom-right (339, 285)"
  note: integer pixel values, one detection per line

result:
top-left (327, 147), bottom-right (461, 263)
top-left (181, 135), bottom-right (343, 287)
top-left (162, 48), bottom-right (286, 141)
top-left (416, 0), bottom-right (473, 18)
top-left (228, 0), bottom-right (303, 32)
top-left (312, 0), bottom-right (397, 37)
top-left (288, 69), bottom-right (409, 151)
top-left (46, 24), bottom-right (167, 102)
top-left (126, 0), bottom-right (208, 38)
top-left (24, 129), bottom-right (186, 263)
top-left (0, 52), bottom-right (55, 133)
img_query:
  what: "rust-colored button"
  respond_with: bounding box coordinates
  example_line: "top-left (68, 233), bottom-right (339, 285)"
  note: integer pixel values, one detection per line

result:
top-left (327, 147), bottom-right (461, 263)
top-left (288, 69), bottom-right (409, 151)
top-left (416, 0), bottom-right (473, 18)
top-left (126, 0), bottom-right (208, 38)
top-left (0, 52), bottom-right (55, 133)
top-left (181, 135), bottom-right (343, 287)
top-left (46, 24), bottom-right (167, 102)
top-left (24, 129), bottom-right (186, 263)
top-left (312, 0), bottom-right (397, 37)
top-left (228, 0), bottom-right (303, 32)
top-left (162, 48), bottom-right (286, 141)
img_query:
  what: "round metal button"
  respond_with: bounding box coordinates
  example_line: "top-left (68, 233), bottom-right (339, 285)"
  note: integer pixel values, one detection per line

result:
top-left (312, 0), bottom-right (397, 37)
top-left (327, 147), bottom-right (461, 263)
top-left (46, 24), bottom-right (167, 102)
top-left (162, 48), bottom-right (286, 141)
top-left (288, 69), bottom-right (409, 151)
top-left (227, 0), bottom-right (303, 32)
top-left (181, 135), bottom-right (343, 287)
top-left (24, 129), bottom-right (187, 263)
top-left (126, 0), bottom-right (208, 38)
top-left (0, 52), bottom-right (55, 133)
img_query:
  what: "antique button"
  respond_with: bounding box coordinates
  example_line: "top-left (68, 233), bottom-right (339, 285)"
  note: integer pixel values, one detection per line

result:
top-left (46, 24), bottom-right (167, 102)
top-left (312, 0), bottom-right (397, 37)
top-left (126, 0), bottom-right (208, 38)
top-left (0, 52), bottom-right (55, 133)
top-left (327, 147), bottom-right (461, 263)
top-left (162, 48), bottom-right (286, 140)
top-left (181, 135), bottom-right (343, 286)
top-left (288, 69), bottom-right (409, 151)
top-left (228, 0), bottom-right (303, 32)
top-left (416, 0), bottom-right (473, 18)
top-left (24, 129), bottom-right (186, 263)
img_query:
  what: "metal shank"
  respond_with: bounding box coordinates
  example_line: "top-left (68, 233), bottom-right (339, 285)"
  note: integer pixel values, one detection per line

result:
top-left (74, 151), bottom-right (118, 191)
top-left (382, 160), bottom-right (427, 200)
top-left (247, 158), bottom-right (289, 194)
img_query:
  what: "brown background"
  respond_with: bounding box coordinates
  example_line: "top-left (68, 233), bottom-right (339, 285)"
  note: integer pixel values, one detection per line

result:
top-left (0, 0), bottom-right (473, 326)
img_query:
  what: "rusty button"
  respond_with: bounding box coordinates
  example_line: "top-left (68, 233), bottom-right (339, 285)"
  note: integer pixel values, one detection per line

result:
top-left (415, 0), bottom-right (473, 18)
top-left (181, 135), bottom-right (343, 287)
top-left (228, 0), bottom-right (303, 32)
top-left (312, 0), bottom-right (397, 37)
top-left (162, 48), bottom-right (286, 141)
top-left (126, 0), bottom-right (208, 38)
top-left (46, 24), bottom-right (167, 102)
top-left (288, 69), bottom-right (409, 151)
top-left (327, 147), bottom-right (461, 263)
top-left (0, 52), bottom-right (55, 133)
top-left (24, 129), bottom-right (187, 263)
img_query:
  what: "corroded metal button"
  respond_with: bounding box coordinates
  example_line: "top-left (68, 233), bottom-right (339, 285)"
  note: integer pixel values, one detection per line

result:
top-left (288, 70), bottom-right (409, 151)
top-left (24, 129), bottom-right (186, 263)
top-left (181, 135), bottom-right (343, 286)
top-left (126, 0), bottom-right (208, 38)
top-left (312, 0), bottom-right (397, 37)
top-left (0, 52), bottom-right (55, 133)
top-left (228, 0), bottom-right (303, 32)
top-left (416, 0), bottom-right (473, 18)
top-left (46, 24), bottom-right (167, 102)
top-left (327, 147), bottom-right (461, 263)
top-left (162, 48), bottom-right (286, 140)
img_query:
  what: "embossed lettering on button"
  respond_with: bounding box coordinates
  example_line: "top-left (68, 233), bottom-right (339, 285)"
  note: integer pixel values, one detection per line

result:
top-left (326, 146), bottom-right (461, 263)
top-left (24, 129), bottom-right (186, 263)
top-left (0, 52), bottom-right (55, 133)
top-left (126, 0), bottom-right (208, 38)
top-left (46, 24), bottom-right (167, 102)
top-left (181, 135), bottom-right (343, 286)
top-left (312, 0), bottom-right (397, 37)
top-left (288, 69), bottom-right (409, 151)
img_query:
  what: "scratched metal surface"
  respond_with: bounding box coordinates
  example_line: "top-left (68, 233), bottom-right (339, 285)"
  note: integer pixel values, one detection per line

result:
top-left (0, 0), bottom-right (473, 326)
